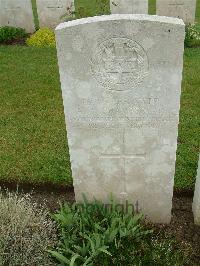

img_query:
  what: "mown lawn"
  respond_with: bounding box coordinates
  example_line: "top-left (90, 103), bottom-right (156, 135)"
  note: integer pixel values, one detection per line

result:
top-left (196, 0), bottom-right (200, 23)
top-left (149, 0), bottom-right (156, 15)
top-left (0, 47), bottom-right (72, 185)
top-left (175, 48), bottom-right (200, 189)
top-left (0, 45), bottom-right (199, 189)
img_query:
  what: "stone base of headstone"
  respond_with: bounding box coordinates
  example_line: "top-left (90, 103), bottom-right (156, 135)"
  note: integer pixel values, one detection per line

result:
top-left (193, 156), bottom-right (200, 225)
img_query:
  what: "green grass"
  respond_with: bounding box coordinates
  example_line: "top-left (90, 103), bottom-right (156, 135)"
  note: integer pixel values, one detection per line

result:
top-left (175, 48), bottom-right (200, 189)
top-left (196, 0), bottom-right (200, 23)
top-left (0, 46), bottom-right (199, 189)
top-left (149, 0), bottom-right (156, 15)
top-left (0, 46), bottom-right (72, 185)
top-left (74, 0), bottom-right (110, 17)
top-left (31, 0), bottom-right (39, 30)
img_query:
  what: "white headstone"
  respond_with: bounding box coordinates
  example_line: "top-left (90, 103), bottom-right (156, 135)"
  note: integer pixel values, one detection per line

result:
top-left (36, 0), bottom-right (74, 29)
top-left (110, 0), bottom-right (148, 14)
top-left (0, 0), bottom-right (35, 33)
top-left (193, 155), bottom-right (200, 225)
top-left (55, 14), bottom-right (185, 223)
top-left (157, 0), bottom-right (196, 24)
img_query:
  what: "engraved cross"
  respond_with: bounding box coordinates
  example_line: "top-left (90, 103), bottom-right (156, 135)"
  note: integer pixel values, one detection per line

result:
top-left (100, 129), bottom-right (146, 201)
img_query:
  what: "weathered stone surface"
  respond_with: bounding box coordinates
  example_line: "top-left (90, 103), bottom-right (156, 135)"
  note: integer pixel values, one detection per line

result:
top-left (0, 0), bottom-right (35, 33)
top-left (110, 0), bottom-right (148, 14)
top-left (193, 155), bottom-right (200, 225)
top-left (55, 14), bottom-right (185, 223)
top-left (157, 0), bottom-right (196, 24)
top-left (36, 0), bottom-right (74, 29)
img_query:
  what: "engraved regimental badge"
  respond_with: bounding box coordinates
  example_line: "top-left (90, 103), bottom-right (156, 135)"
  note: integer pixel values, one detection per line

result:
top-left (91, 37), bottom-right (149, 91)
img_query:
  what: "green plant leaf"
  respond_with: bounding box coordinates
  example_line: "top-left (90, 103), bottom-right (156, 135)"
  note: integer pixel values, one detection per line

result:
top-left (98, 246), bottom-right (112, 256)
top-left (49, 250), bottom-right (70, 264)
top-left (70, 254), bottom-right (80, 266)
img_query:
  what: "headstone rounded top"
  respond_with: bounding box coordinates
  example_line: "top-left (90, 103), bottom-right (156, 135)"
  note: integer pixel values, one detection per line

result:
top-left (55, 14), bottom-right (185, 31)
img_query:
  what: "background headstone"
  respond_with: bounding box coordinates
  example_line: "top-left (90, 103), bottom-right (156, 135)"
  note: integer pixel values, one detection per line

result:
top-left (193, 155), bottom-right (200, 225)
top-left (55, 14), bottom-right (185, 223)
top-left (36, 0), bottom-right (74, 29)
top-left (0, 0), bottom-right (35, 33)
top-left (110, 0), bottom-right (148, 14)
top-left (157, 0), bottom-right (196, 24)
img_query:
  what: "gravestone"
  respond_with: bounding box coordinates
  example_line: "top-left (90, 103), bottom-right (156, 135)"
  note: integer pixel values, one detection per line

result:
top-left (157, 0), bottom-right (196, 24)
top-left (110, 0), bottom-right (148, 14)
top-left (55, 14), bottom-right (185, 223)
top-left (193, 155), bottom-right (200, 225)
top-left (36, 0), bottom-right (74, 29)
top-left (0, 0), bottom-right (35, 33)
